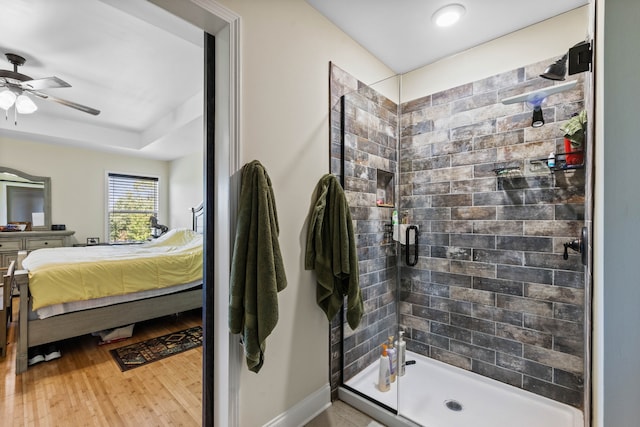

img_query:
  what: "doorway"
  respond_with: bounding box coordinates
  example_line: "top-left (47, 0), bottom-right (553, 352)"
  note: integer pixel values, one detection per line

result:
top-left (149, 1), bottom-right (241, 426)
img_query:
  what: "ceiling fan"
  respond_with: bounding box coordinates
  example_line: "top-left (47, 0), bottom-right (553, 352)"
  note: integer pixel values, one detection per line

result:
top-left (0, 53), bottom-right (100, 123)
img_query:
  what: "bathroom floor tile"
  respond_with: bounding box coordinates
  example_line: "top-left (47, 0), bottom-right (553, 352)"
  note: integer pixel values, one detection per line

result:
top-left (305, 400), bottom-right (384, 427)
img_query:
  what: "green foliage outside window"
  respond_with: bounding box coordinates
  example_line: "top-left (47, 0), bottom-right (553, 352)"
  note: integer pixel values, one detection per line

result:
top-left (108, 174), bottom-right (158, 243)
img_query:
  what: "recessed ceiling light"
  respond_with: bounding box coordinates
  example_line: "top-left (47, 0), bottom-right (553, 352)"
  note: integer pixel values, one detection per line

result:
top-left (432, 4), bottom-right (466, 27)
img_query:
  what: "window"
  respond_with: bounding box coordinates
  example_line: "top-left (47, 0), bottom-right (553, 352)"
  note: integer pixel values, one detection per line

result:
top-left (107, 173), bottom-right (159, 243)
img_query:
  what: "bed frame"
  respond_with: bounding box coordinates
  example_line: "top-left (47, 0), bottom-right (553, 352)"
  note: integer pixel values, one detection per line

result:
top-left (14, 204), bottom-right (205, 374)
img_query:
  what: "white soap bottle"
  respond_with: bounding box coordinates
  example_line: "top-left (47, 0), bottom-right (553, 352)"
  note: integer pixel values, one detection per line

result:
top-left (396, 330), bottom-right (407, 376)
top-left (378, 344), bottom-right (391, 392)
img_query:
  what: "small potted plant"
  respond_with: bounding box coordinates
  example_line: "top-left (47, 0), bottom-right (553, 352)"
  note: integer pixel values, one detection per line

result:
top-left (560, 110), bottom-right (587, 165)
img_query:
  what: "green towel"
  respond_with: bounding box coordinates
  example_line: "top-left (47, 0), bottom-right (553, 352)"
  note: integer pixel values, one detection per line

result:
top-left (305, 174), bottom-right (363, 330)
top-left (229, 160), bottom-right (287, 373)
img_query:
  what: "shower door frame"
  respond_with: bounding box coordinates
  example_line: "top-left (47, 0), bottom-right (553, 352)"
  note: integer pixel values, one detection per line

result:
top-left (328, 62), bottom-right (405, 418)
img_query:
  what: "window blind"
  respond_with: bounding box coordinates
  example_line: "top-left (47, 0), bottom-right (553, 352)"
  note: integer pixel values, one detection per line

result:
top-left (107, 173), bottom-right (159, 243)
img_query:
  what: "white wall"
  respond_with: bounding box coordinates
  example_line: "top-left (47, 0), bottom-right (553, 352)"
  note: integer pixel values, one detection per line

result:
top-left (169, 151), bottom-right (203, 230)
top-left (0, 135), bottom-right (170, 243)
top-left (401, 6), bottom-right (590, 101)
top-left (594, 0), bottom-right (640, 426)
top-left (209, 0), bottom-right (394, 425)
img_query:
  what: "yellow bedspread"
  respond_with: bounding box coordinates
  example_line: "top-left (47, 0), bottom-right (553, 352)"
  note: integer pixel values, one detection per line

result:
top-left (22, 229), bottom-right (203, 310)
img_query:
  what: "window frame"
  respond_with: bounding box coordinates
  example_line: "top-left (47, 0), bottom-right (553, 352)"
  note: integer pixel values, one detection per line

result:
top-left (105, 171), bottom-right (161, 244)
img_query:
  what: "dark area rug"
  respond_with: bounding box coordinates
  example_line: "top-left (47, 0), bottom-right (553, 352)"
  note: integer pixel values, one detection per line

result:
top-left (110, 326), bottom-right (202, 371)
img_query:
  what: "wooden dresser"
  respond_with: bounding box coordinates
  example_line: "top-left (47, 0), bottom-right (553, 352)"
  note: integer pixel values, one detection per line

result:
top-left (0, 231), bottom-right (75, 268)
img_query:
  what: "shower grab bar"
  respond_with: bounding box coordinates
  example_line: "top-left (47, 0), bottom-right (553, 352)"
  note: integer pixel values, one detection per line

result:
top-left (405, 225), bottom-right (418, 266)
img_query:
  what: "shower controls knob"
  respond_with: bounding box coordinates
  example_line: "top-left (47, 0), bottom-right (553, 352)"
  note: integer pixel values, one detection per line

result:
top-left (563, 239), bottom-right (581, 260)
top-left (563, 227), bottom-right (588, 265)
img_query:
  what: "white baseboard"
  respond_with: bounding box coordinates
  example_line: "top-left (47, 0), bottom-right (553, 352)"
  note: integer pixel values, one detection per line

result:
top-left (263, 383), bottom-right (331, 427)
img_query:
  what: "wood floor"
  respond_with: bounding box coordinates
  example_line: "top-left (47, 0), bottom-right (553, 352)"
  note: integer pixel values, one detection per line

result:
top-left (1, 301), bottom-right (202, 426)
top-left (1, 299), bottom-right (381, 427)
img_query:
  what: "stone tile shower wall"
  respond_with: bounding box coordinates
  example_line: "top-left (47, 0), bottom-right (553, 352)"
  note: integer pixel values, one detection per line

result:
top-left (329, 64), bottom-right (399, 398)
top-left (398, 60), bottom-right (586, 407)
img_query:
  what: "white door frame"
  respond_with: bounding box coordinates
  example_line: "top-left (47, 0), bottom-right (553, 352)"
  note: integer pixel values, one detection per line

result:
top-left (149, 1), bottom-right (241, 426)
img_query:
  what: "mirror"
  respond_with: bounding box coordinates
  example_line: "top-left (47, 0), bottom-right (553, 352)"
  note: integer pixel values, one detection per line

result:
top-left (0, 166), bottom-right (51, 231)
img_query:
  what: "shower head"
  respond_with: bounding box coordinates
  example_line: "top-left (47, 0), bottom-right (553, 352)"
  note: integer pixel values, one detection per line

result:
top-left (540, 41), bottom-right (593, 81)
top-left (540, 54), bottom-right (568, 81)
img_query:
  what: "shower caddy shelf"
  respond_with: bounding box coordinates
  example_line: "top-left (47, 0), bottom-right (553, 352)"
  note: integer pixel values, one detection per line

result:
top-left (493, 151), bottom-right (585, 176)
top-left (529, 150), bottom-right (585, 172)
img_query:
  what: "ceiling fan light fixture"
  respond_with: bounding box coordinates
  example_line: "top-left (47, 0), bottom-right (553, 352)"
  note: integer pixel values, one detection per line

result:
top-left (432, 4), bottom-right (466, 27)
top-left (15, 94), bottom-right (37, 114)
top-left (0, 89), bottom-right (17, 110)
top-left (0, 52), bottom-right (99, 118)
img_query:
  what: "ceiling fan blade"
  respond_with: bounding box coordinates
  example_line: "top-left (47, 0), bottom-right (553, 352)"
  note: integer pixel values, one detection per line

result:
top-left (32, 91), bottom-right (100, 116)
top-left (22, 76), bottom-right (71, 91)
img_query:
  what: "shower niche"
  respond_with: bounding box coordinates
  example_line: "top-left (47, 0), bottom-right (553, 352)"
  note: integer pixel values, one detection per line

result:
top-left (375, 169), bottom-right (394, 207)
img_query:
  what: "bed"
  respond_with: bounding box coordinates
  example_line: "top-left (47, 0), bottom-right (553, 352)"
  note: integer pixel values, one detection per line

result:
top-left (13, 204), bottom-right (204, 374)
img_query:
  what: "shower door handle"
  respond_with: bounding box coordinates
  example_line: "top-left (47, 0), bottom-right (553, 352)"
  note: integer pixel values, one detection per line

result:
top-left (406, 225), bottom-right (418, 266)
top-left (563, 226), bottom-right (588, 266)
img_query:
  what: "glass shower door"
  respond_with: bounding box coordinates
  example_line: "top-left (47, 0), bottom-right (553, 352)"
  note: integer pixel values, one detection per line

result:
top-left (332, 71), bottom-right (402, 413)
